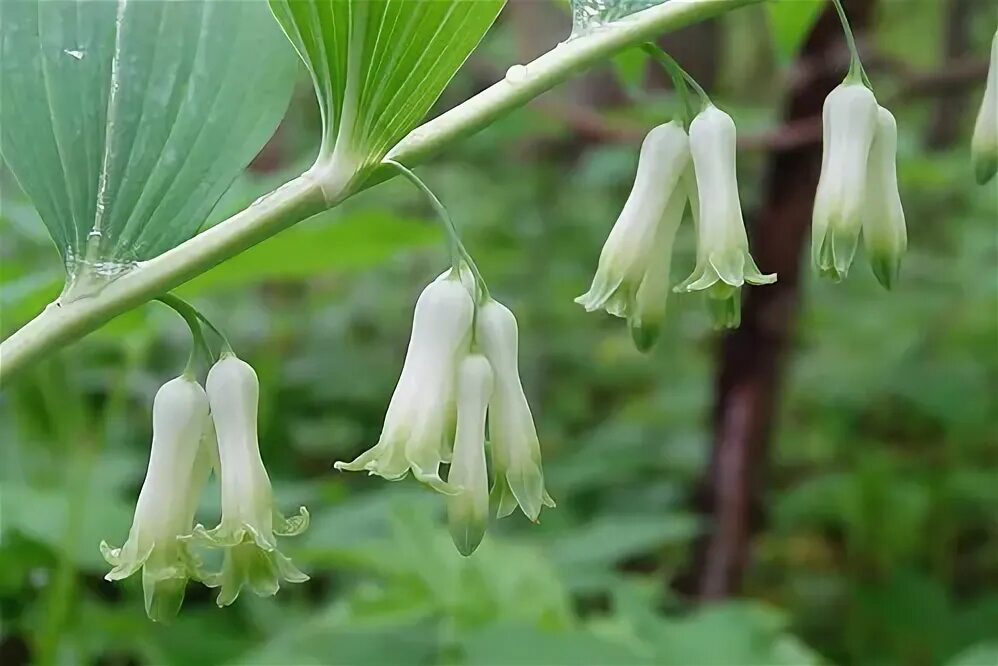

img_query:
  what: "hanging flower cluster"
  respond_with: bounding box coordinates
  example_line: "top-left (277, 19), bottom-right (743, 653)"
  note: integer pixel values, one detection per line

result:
top-left (337, 265), bottom-right (554, 556)
top-left (101, 303), bottom-right (308, 621)
top-left (578, 49), bottom-right (774, 342)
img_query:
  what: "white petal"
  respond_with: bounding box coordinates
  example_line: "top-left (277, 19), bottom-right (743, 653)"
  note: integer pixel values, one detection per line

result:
top-left (447, 354), bottom-right (493, 556)
top-left (862, 106), bottom-right (907, 289)
top-left (972, 31), bottom-right (998, 185)
top-left (578, 122), bottom-right (690, 314)
top-left (812, 83), bottom-right (879, 278)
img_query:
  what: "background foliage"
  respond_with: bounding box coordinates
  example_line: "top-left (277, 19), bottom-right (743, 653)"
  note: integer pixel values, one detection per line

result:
top-left (1, 1), bottom-right (996, 664)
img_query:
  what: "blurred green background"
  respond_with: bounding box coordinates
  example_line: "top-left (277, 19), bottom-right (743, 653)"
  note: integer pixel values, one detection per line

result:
top-left (1, 1), bottom-right (996, 665)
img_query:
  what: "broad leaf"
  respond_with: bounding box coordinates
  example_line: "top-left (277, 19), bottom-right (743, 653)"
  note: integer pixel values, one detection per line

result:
top-left (766, 0), bottom-right (827, 63)
top-left (268, 0), bottom-right (505, 179)
top-left (0, 0), bottom-right (297, 293)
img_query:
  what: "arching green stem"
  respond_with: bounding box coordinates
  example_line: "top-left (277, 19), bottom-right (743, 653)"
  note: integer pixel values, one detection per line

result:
top-left (831, 0), bottom-right (872, 87)
top-left (641, 44), bottom-right (693, 122)
top-left (385, 159), bottom-right (490, 302)
top-left (642, 44), bottom-right (711, 113)
top-left (155, 294), bottom-right (217, 374)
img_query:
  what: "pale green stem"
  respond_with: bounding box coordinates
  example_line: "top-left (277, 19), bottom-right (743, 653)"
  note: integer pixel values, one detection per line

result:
top-left (0, 0), bottom-right (761, 387)
top-left (830, 0), bottom-right (871, 86)
top-left (385, 159), bottom-right (490, 301)
top-left (641, 44), bottom-right (707, 120)
top-left (155, 294), bottom-right (212, 374)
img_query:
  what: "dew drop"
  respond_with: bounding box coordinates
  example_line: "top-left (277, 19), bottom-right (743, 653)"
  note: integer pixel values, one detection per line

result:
top-left (63, 48), bottom-right (86, 60)
top-left (505, 64), bottom-right (528, 84)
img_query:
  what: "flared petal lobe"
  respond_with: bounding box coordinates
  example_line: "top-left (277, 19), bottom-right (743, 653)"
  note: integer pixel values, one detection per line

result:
top-left (100, 376), bottom-right (214, 622)
top-left (812, 83), bottom-right (879, 281)
top-left (335, 276), bottom-right (473, 493)
top-left (972, 31), bottom-right (998, 185)
top-left (447, 354), bottom-right (493, 556)
top-left (862, 107), bottom-right (907, 289)
top-left (576, 122), bottom-right (690, 319)
top-left (475, 299), bottom-right (553, 522)
top-left (187, 355), bottom-right (309, 607)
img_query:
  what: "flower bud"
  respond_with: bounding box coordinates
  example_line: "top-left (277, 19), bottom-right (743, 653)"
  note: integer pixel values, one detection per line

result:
top-left (812, 82), bottom-right (879, 281)
top-left (675, 105), bottom-right (775, 327)
top-left (862, 107), bottom-right (907, 289)
top-left (576, 122), bottom-right (690, 325)
top-left (475, 299), bottom-right (554, 522)
top-left (972, 31), bottom-right (998, 185)
top-left (100, 376), bottom-right (215, 622)
top-left (447, 354), bottom-right (493, 556)
top-left (186, 355), bottom-right (309, 607)
top-left (335, 275), bottom-right (473, 493)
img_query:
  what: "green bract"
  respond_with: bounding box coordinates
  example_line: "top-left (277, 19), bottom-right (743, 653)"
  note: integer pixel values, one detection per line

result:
top-left (0, 0), bottom-right (298, 299)
top-left (269, 0), bottom-right (505, 194)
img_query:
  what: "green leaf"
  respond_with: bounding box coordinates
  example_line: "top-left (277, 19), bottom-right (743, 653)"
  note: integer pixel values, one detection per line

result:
top-left (766, 0), bottom-right (827, 63)
top-left (268, 0), bottom-right (505, 176)
top-left (0, 0), bottom-right (297, 283)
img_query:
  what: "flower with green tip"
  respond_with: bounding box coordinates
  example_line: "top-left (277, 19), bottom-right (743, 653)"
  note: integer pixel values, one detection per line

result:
top-left (862, 107), bottom-right (907, 289)
top-left (576, 121), bottom-right (690, 347)
top-left (100, 375), bottom-right (216, 622)
top-left (972, 30), bottom-right (998, 186)
top-left (186, 355), bottom-right (309, 607)
top-left (335, 273), bottom-right (473, 493)
top-left (447, 354), bottom-right (493, 556)
top-left (475, 298), bottom-right (554, 522)
top-left (812, 82), bottom-right (879, 281)
top-left (675, 105), bottom-right (775, 328)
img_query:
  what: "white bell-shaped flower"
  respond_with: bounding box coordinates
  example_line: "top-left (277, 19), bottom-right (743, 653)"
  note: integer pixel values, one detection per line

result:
top-left (100, 375), bottom-right (215, 622)
top-left (446, 354), bottom-right (493, 556)
top-left (812, 82), bottom-right (879, 281)
top-left (972, 30), bottom-right (998, 185)
top-left (187, 355), bottom-right (309, 607)
top-left (335, 272), bottom-right (473, 493)
top-left (576, 122), bottom-right (690, 326)
top-left (475, 298), bottom-right (554, 522)
top-left (862, 107), bottom-right (907, 289)
top-left (629, 179), bottom-right (688, 350)
top-left (675, 105), bottom-right (775, 327)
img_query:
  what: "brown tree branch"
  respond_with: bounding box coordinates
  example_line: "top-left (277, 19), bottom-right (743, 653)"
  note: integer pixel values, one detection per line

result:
top-left (678, 0), bottom-right (877, 601)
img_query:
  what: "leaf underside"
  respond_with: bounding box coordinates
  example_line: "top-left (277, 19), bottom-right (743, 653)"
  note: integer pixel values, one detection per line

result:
top-left (268, 0), bottom-right (505, 172)
top-left (0, 0), bottom-right (298, 274)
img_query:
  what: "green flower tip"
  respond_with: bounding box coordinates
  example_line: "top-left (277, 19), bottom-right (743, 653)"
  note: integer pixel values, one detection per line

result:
top-left (182, 506), bottom-right (310, 607)
top-left (101, 537), bottom-right (206, 622)
top-left (707, 288), bottom-right (741, 330)
top-left (869, 251), bottom-right (900, 290)
top-left (629, 319), bottom-right (660, 353)
top-left (205, 542), bottom-right (309, 608)
top-left (448, 511), bottom-right (487, 557)
top-left (975, 152), bottom-right (998, 186)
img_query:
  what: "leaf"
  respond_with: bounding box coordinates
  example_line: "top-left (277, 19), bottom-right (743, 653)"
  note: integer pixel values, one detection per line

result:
top-left (177, 210), bottom-right (439, 296)
top-left (765, 0), bottom-right (827, 63)
top-left (268, 0), bottom-right (505, 176)
top-left (0, 0), bottom-right (298, 283)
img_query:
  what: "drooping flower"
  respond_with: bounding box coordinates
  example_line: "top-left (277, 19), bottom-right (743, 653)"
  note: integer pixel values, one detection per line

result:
top-left (675, 105), bottom-right (775, 328)
top-left (629, 178), bottom-right (689, 350)
top-left (100, 375), bottom-right (215, 622)
top-left (475, 298), bottom-right (554, 522)
top-left (862, 107), bottom-right (907, 289)
top-left (972, 30), bottom-right (998, 185)
top-left (447, 354), bottom-right (493, 556)
top-left (576, 121), bottom-right (691, 341)
top-left (186, 355), bottom-right (309, 607)
top-left (335, 272), bottom-right (474, 493)
top-left (811, 82), bottom-right (880, 281)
